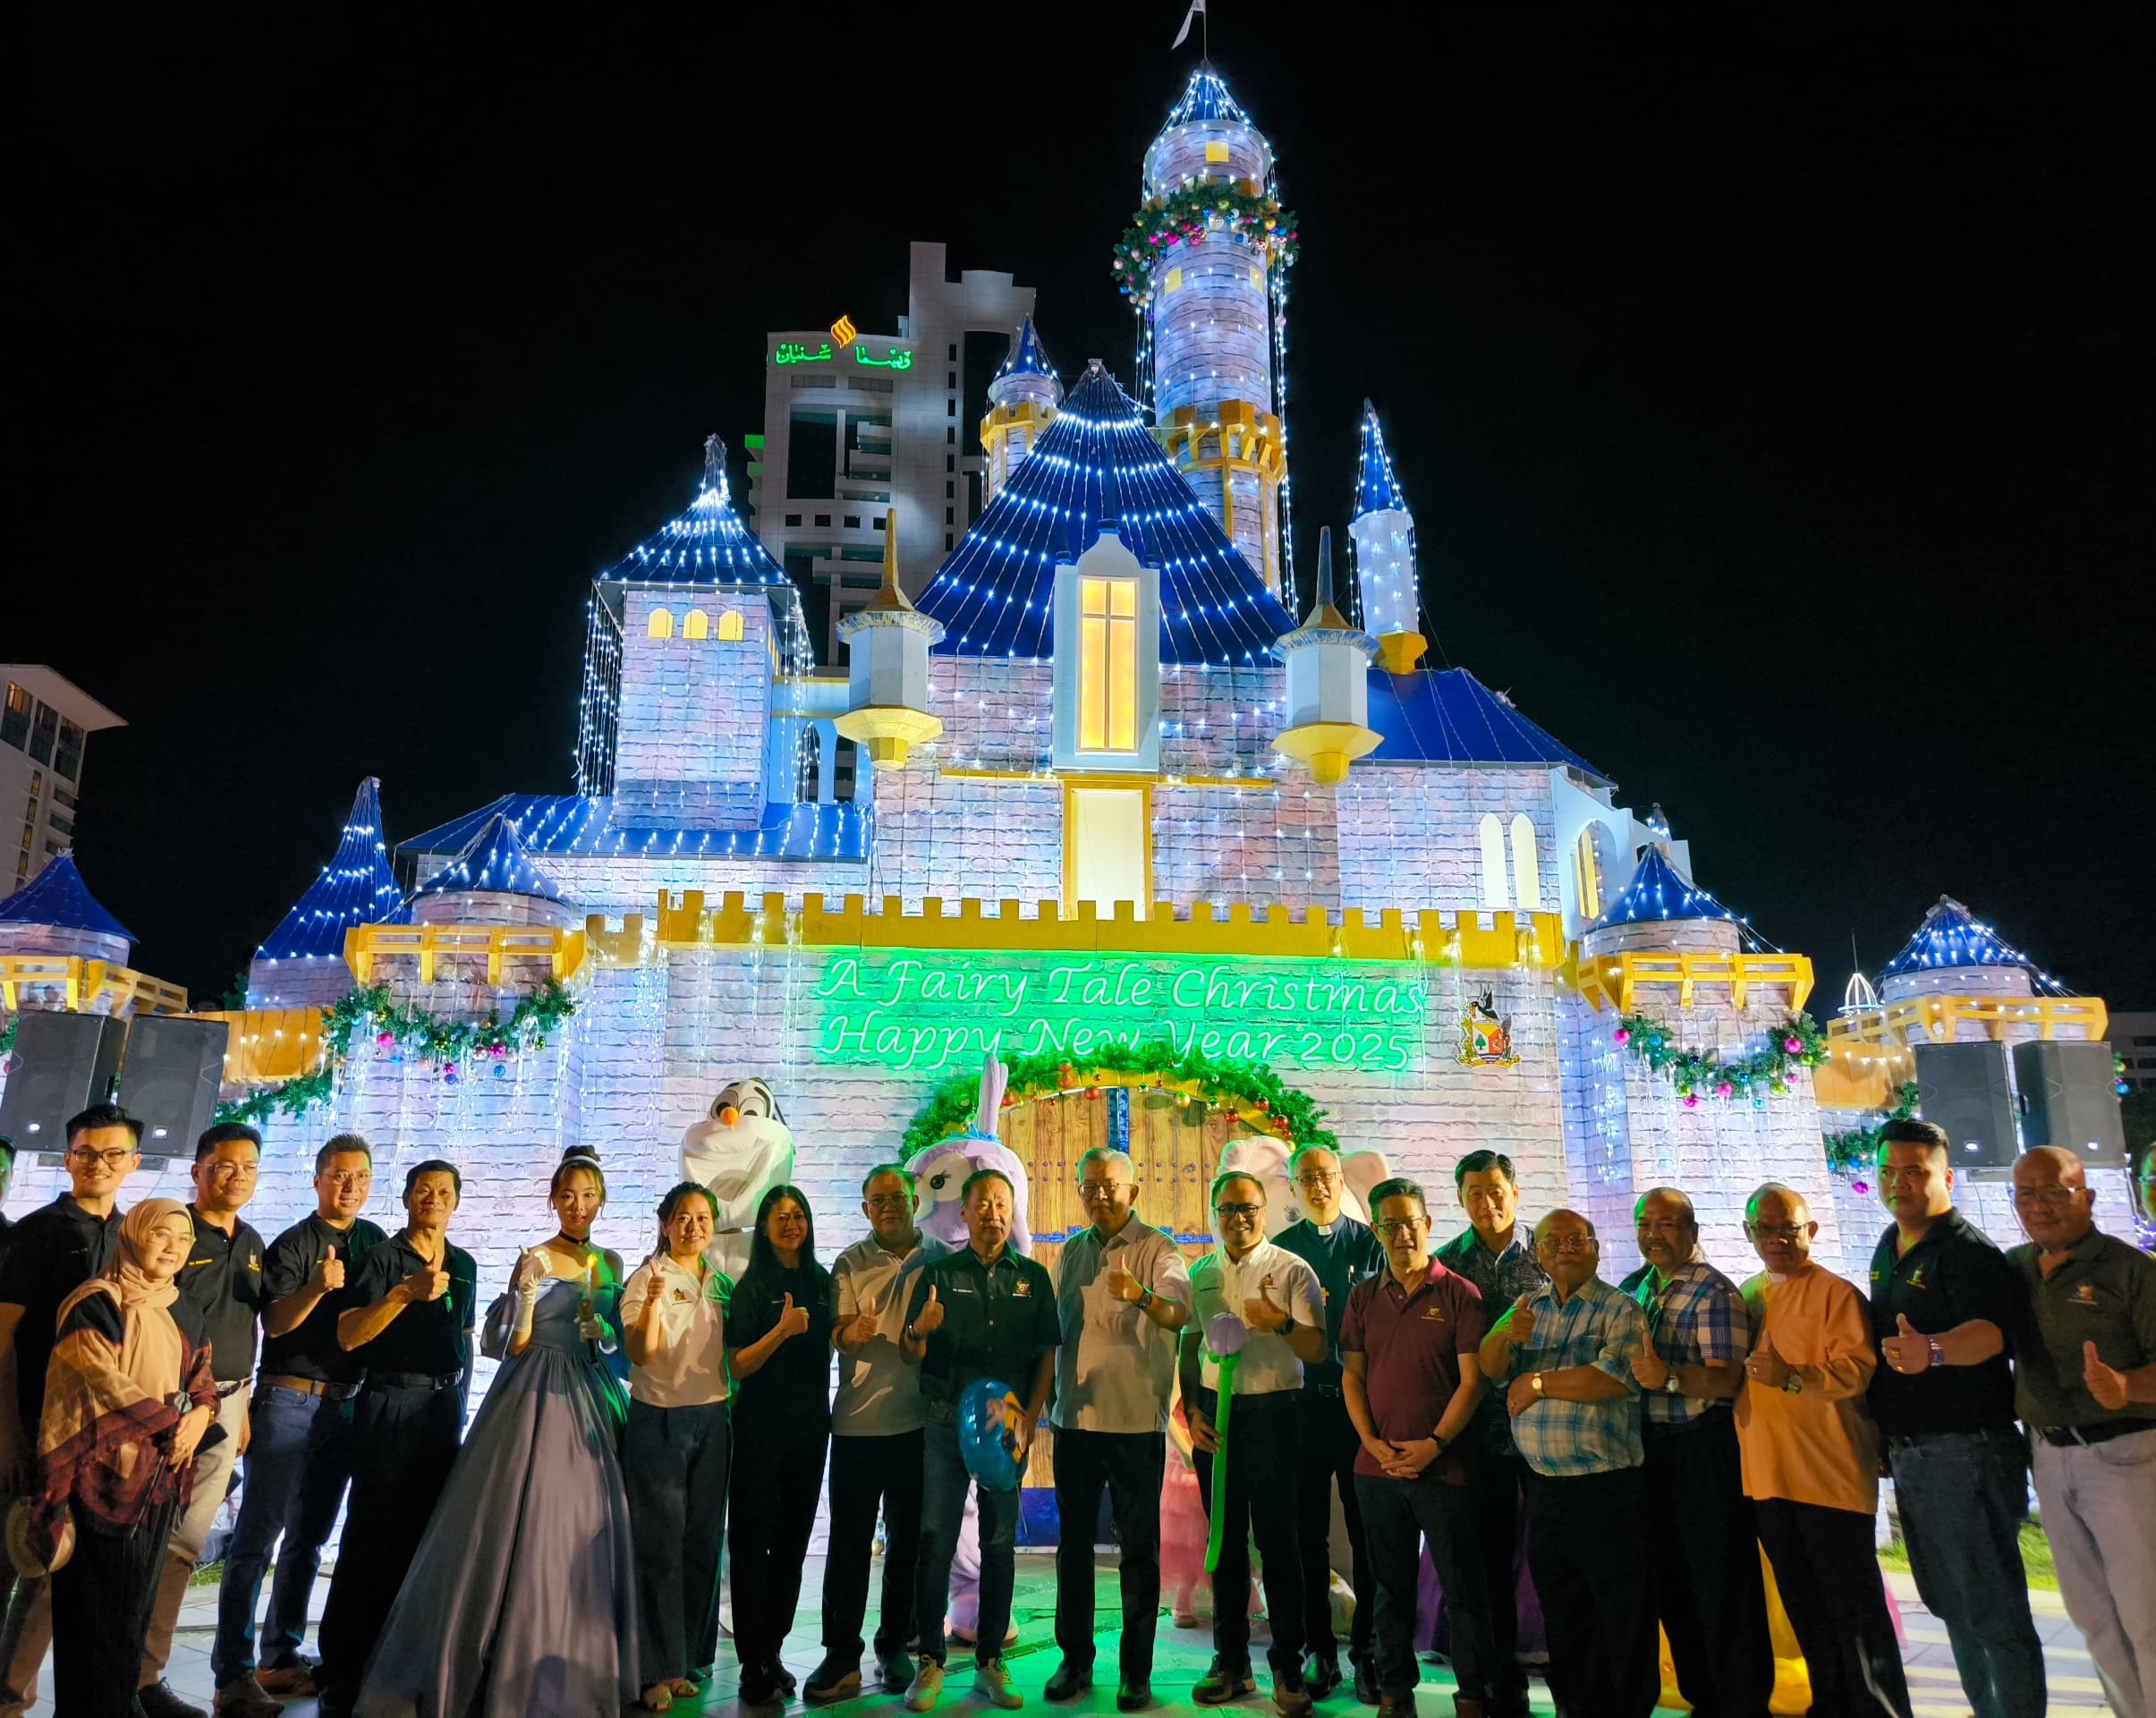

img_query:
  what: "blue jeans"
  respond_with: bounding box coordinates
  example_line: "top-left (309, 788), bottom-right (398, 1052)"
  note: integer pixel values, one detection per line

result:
top-left (212, 1386), bottom-right (357, 1684)
top-left (914, 1408), bottom-right (1024, 1669)
top-left (1889, 1427), bottom-right (2047, 1718)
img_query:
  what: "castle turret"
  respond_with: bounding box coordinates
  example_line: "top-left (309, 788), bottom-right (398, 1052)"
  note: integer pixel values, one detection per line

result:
top-left (1349, 400), bottom-right (1425, 673)
top-left (1269, 526), bottom-right (1379, 784)
top-left (1876, 895), bottom-right (2045, 1005)
top-left (411, 812), bottom-right (576, 929)
top-left (836, 515), bottom-right (944, 767)
top-left (0, 852), bottom-right (134, 969)
top-left (1131, 64), bottom-right (1295, 599)
top-left (1581, 846), bottom-right (1744, 958)
top-left (980, 316), bottom-right (1061, 503)
top-left (249, 776), bottom-right (408, 1008)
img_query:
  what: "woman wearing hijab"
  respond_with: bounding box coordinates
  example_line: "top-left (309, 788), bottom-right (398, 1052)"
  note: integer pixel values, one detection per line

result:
top-left (725, 1183), bottom-right (835, 1705)
top-left (354, 1146), bottom-right (639, 1717)
top-left (17, 1198), bottom-right (217, 1716)
top-left (621, 1181), bottom-right (732, 1712)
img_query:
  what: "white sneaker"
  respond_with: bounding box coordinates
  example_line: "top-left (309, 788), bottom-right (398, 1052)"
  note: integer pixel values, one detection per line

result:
top-left (906, 1663), bottom-right (946, 1713)
top-left (973, 1660), bottom-right (1023, 1711)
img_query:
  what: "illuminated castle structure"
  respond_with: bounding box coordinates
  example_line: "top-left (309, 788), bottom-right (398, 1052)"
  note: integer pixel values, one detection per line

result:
top-left (1, 64), bottom-right (2131, 1438)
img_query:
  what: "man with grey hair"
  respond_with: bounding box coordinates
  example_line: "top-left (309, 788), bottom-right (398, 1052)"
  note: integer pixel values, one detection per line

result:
top-left (1273, 1142), bottom-right (1386, 1702)
top-left (1617, 1186), bottom-right (1767, 1718)
top-left (1044, 1145), bottom-right (1191, 1711)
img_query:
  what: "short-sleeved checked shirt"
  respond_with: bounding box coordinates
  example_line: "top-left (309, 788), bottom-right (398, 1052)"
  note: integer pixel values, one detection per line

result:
top-left (1434, 1225), bottom-right (1547, 1455)
top-left (1493, 1276), bottom-right (1648, 1476)
top-left (1617, 1252), bottom-right (1749, 1426)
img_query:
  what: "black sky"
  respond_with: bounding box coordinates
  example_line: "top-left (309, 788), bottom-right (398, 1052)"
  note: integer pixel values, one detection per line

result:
top-left (16, 7), bottom-right (2154, 1008)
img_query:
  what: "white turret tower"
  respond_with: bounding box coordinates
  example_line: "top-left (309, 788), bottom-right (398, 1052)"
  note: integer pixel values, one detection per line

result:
top-left (1270, 526), bottom-right (1379, 784)
top-left (980, 316), bottom-right (1061, 504)
top-left (1349, 400), bottom-right (1426, 673)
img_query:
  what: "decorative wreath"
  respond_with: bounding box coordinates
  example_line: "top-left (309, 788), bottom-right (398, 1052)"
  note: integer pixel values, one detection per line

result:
top-left (1111, 183), bottom-right (1299, 316)
top-left (1611, 1010), bottom-right (1829, 1108)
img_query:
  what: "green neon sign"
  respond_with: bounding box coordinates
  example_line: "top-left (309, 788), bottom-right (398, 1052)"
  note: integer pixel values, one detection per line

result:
top-left (772, 342), bottom-right (914, 370)
top-left (813, 953), bottom-right (1428, 1076)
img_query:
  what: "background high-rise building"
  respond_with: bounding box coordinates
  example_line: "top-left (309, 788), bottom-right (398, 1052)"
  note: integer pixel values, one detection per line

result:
top-left (0, 666), bottom-right (124, 892)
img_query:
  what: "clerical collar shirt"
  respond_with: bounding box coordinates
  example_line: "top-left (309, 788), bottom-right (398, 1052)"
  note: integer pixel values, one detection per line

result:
top-left (1497, 1276), bottom-right (1648, 1476)
top-left (1617, 1250), bottom-right (1749, 1427)
top-left (1051, 1217), bottom-right (1192, 1434)
top-left (1274, 1215), bottom-right (1386, 1393)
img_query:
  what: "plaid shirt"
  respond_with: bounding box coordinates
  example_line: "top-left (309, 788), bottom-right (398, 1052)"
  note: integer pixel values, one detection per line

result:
top-left (1435, 1225), bottom-right (1547, 1455)
top-left (1617, 1252), bottom-right (1749, 1427)
top-left (1495, 1276), bottom-right (1648, 1476)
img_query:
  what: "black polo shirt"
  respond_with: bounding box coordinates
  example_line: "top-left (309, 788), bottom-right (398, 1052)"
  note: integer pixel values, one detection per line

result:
top-left (725, 1260), bottom-right (836, 1427)
top-left (1276, 1215), bottom-right (1387, 1392)
top-left (261, 1214), bottom-right (388, 1384)
top-left (904, 1244), bottom-right (1058, 1410)
top-left (178, 1207), bottom-right (269, 1383)
top-left (1866, 1208), bottom-right (2019, 1437)
top-left (0, 1195), bottom-right (122, 1432)
top-left (341, 1230), bottom-right (477, 1380)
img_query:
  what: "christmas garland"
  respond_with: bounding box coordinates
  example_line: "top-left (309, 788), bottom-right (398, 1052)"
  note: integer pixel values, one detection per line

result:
top-left (1610, 1010), bottom-right (1829, 1107)
top-left (0, 1016), bottom-right (15, 1059)
top-left (216, 979), bottom-right (579, 1127)
top-left (902, 1037), bottom-right (1334, 1161)
top-left (1111, 183), bottom-right (1299, 316)
top-left (1822, 1081), bottom-right (1923, 1183)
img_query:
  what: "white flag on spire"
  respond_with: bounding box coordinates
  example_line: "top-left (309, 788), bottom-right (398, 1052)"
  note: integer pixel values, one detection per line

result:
top-left (1172, 0), bottom-right (1204, 48)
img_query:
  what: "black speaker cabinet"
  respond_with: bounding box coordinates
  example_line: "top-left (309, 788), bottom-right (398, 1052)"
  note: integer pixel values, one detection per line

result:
top-left (0, 1011), bottom-right (127, 1149)
top-left (116, 1016), bottom-right (230, 1157)
top-left (2014, 1040), bottom-right (2127, 1168)
top-left (1912, 1041), bottom-right (2019, 1172)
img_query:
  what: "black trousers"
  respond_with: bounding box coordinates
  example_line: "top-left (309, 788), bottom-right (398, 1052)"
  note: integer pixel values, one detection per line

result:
top-left (1754, 1497), bottom-right (1914, 1718)
top-left (1447, 1445), bottom-right (1531, 1715)
top-left (729, 1411), bottom-right (831, 1671)
top-left (1194, 1388), bottom-right (1303, 1678)
top-left (316, 1382), bottom-right (463, 1706)
top-left (50, 1499), bottom-right (177, 1718)
top-left (1354, 1475), bottom-right (1490, 1703)
top-left (823, 1428), bottom-right (926, 1663)
top-left (1523, 1465), bottom-right (1659, 1718)
top-left (624, 1398), bottom-right (732, 1685)
top-left (1053, 1427), bottom-right (1166, 1679)
top-left (1643, 1414), bottom-right (1772, 1718)
top-left (1294, 1391), bottom-right (1373, 1665)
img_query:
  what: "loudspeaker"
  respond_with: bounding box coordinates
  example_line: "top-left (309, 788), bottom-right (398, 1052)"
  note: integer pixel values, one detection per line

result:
top-left (117, 1016), bottom-right (230, 1156)
top-left (2014, 1041), bottom-right (2127, 1167)
top-left (0, 1012), bottom-right (127, 1148)
top-left (1913, 1042), bottom-right (2018, 1171)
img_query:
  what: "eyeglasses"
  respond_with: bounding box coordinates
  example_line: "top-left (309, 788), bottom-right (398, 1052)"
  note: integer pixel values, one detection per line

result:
top-left (1214, 1202), bottom-right (1263, 1219)
top-left (2011, 1189), bottom-right (2077, 1208)
top-left (1746, 1223), bottom-right (1809, 1242)
top-left (1076, 1181), bottom-right (1127, 1200)
top-left (66, 1147), bottom-right (136, 1168)
top-left (322, 1171), bottom-right (370, 1186)
top-left (1375, 1219), bottom-right (1427, 1238)
top-left (1539, 1235), bottom-right (1595, 1254)
top-left (203, 1161), bottom-right (258, 1177)
top-left (864, 1194), bottom-right (913, 1210)
top-left (1294, 1171), bottom-right (1341, 1188)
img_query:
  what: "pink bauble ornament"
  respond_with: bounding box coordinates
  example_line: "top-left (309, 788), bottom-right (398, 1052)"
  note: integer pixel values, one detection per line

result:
top-left (1613, 1027), bottom-right (1631, 1046)
top-left (1783, 1037), bottom-right (1803, 1054)
top-left (1682, 1093), bottom-right (1701, 1110)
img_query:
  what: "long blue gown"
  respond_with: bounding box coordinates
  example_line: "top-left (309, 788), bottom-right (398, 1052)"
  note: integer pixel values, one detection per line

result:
top-left (356, 1276), bottom-right (639, 1717)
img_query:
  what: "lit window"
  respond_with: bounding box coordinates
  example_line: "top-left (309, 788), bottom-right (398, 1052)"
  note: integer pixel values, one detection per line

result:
top-left (1068, 787), bottom-right (1148, 910)
top-left (1205, 140), bottom-right (1230, 163)
top-left (646, 608), bottom-right (674, 639)
top-left (1079, 576), bottom-right (1139, 753)
top-left (1164, 267), bottom-right (1183, 294)
top-left (683, 609), bottom-right (710, 640)
top-left (1478, 813), bottom-right (1510, 911)
top-left (1510, 814), bottom-right (1542, 910)
top-left (1575, 826), bottom-right (1603, 919)
top-left (0, 684), bottom-right (29, 751)
top-left (717, 610), bottom-right (745, 642)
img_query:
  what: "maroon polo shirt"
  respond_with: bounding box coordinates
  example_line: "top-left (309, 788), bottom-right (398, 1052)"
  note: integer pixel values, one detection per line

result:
top-left (1340, 1258), bottom-right (1487, 1485)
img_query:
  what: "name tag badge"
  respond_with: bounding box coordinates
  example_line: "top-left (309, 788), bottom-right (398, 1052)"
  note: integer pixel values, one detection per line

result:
top-left (1014, 1280), bottom-right (1031, 1297)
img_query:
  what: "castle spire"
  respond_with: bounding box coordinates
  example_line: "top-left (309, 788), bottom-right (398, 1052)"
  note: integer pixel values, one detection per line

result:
top-left (1350, 399), bottom-right (1425, 673)
top-left (837, 515), bottom-right (945, 767)
top-left (1270, 523), bottom-right (1380, 784)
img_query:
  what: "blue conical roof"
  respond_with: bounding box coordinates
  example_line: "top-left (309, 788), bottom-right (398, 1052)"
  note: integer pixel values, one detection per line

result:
top-left (0, 853), bottom-right (134, 944)
top-left (1364, 668), bottom-right (1607, 781)
top-left (601, 434), bottom-right (793, 590)
top-left (1164, 63), bottom-right (1252, 126)
top-left (412, 812), bottom-right (570, 905)
top-left (1879, 896), bottom-right (2054, 987)
top-left (994, 316), bottom-right (1058, 385)
top-left (1588, 846), bottom-right (1739, 931)
top-left (256, 778), bottom-right (409, 961)
top-left (1354, 400), bottom-right (1409, 518)
top-left (916, 361), bottom-right (1295, 664)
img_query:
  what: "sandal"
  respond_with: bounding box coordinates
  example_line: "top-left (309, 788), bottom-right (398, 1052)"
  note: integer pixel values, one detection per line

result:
top-left (641, 1686), bottom-right (674, 1712)
top-left (671, 1680), bottom-right (700, 1698)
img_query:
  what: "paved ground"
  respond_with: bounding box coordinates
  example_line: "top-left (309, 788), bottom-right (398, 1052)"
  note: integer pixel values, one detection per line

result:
top-left (34, 1554), bottom-right (2116, 1716)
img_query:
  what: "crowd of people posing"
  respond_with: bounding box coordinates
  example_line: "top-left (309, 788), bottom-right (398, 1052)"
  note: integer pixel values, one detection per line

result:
top-left (0, 1106), bottom-right (2150, 1718)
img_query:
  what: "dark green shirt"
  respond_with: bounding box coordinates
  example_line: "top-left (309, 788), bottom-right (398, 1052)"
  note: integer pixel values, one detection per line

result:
top-left (904, 1244), bottom-right (1058, 1411)
top-left (2007, 1228), bottom-right (2156, 1432)
top-left (1866, 1209), bottom-right (2019, 1437)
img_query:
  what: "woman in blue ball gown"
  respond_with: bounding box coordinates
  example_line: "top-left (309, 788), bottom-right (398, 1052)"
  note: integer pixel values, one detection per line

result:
top-left (354, 1147), bottom-right (639, 1717)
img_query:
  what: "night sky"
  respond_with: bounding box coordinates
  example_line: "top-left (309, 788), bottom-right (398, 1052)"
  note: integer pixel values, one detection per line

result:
top-left (17, 9), bottom-right (2153, 1009)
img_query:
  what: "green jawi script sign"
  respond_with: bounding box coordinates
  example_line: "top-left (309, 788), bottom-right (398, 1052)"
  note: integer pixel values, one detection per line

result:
top-left (813, 952), bottom-right (1430, 1076)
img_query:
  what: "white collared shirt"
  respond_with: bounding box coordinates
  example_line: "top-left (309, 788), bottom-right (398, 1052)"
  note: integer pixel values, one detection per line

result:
top-left (1188, 1238), bottom-right (1325, 1397)
top-left (1050, 1218), bottom-right (1193, 1434)
top-left (620, 1253), bottom-right (729, 1409)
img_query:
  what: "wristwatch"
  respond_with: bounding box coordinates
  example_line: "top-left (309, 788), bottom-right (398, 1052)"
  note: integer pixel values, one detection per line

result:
top-left (1662, 1373), bottom-right (1682, 1395)
top-left (1781, 1373), bottom-right (1804, 1396)
top-left (1138, 1287), bottom-right (1155, 1309)
top-left (1926, 1337), bottom-right (1947, 1369)
top-left (1530, 1373), bottom-right (1546, 1398)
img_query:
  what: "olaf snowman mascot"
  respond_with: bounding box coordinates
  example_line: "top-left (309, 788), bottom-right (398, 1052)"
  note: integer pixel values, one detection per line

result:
top-left (904, 1051), bottom-right (1031, 1646)
top-left (680, 1076), bottom-right (797, 1283)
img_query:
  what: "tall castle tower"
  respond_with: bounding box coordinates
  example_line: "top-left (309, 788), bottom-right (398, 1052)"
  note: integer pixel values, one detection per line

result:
top-left (1130, 65), bottom-right (1294, 602)
top-left (980, 315), bottom-right (1061, 504)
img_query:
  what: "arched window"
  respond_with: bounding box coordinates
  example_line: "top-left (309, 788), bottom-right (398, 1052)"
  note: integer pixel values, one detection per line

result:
top-left (717, 609), bottom-right (744, 642)
top-left (1575, 825), bottom-right (1604, 920)
top-left (645, 608), bottom-right (674, 639)
top-left (683, 608), bottom-right (710, 640)
top-left (1510, 814), bottom-right (1542, 910)
top-left (1478, 813), bottom-right (1510, 911)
